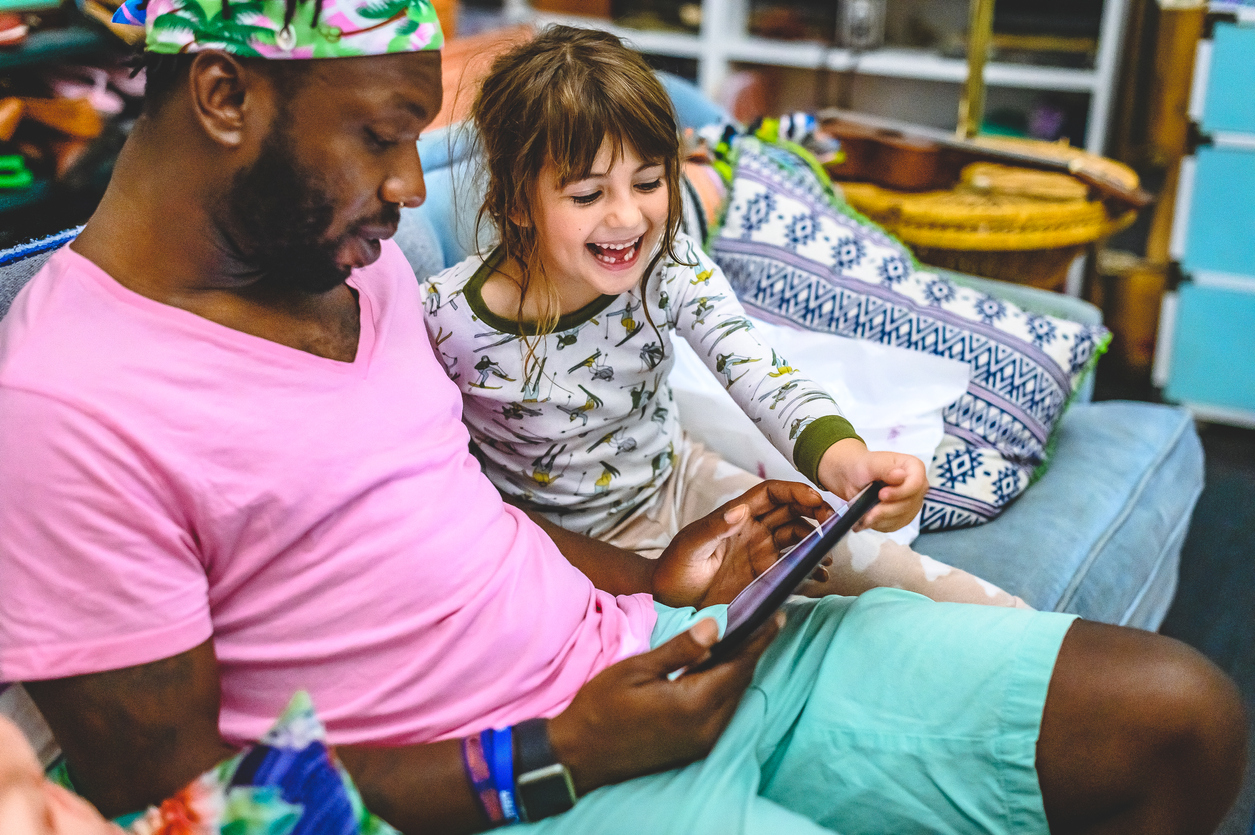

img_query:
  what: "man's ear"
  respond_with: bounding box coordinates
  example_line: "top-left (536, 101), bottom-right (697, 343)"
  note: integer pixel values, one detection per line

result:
top-left (187, 51), bottom-right (268, 149)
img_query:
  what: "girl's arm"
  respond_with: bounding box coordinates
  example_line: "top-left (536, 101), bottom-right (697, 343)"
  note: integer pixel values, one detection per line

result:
top-left (670, 241), bottom-right (926, 530)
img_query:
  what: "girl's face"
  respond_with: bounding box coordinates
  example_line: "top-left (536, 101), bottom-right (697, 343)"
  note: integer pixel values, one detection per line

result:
top-left (530, 138), bottom-right (669, 306)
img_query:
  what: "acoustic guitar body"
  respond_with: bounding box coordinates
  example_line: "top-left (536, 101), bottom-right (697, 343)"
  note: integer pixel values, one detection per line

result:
top-left (820, 119), bottom-right (964, 191)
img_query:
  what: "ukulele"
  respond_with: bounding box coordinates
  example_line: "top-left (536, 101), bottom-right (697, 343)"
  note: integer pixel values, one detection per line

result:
top-left (815, 108), bottom-right (1154, 211)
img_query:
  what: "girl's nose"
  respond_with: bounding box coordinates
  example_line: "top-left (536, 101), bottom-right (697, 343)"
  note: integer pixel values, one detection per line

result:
top-left (605, 190), bottom-right (643, 229)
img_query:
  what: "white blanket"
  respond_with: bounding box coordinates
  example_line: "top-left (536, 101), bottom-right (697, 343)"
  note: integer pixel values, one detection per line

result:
top-left (669, 319), bottom-right (971, 544)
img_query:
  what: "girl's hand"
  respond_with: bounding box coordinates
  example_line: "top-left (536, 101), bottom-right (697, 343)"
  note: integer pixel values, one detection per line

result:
top-left (817, 439), bottom-right (928, 533)
top-left (652, 480), bottom-right (833, 608)
top-left (0, 717), bottom-right (122, 835)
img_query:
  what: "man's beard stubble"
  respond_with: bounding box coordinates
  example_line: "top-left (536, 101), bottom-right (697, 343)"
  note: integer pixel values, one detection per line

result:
top-left (223, 126), bottom-right (400, 296)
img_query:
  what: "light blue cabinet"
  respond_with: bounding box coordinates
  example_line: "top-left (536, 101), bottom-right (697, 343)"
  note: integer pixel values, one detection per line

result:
top-left (1182, 146), bottom-right (1255, 277)
top-left (1202, 23), bottom-right (1255, 134)
top-left (1165, 283), bottom-right (1255, 413)
top-left (1157, 20), bottom-right (1255, 427)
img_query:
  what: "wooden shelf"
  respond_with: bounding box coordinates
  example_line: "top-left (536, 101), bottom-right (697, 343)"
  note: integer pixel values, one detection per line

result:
top-left (724, 39), bottom-right (1099, 92)
top-left (530, 12), bottom-right (704, 58)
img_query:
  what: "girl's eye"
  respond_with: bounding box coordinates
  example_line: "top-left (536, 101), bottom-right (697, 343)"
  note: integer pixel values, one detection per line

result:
top-left (636, 179), bottom-right (664, 192)
top-left (572, 191), bottom-right (601, 205)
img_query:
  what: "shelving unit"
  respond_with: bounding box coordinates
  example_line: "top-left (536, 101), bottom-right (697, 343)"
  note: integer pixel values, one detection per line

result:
top-left (503, 0), bottom-right (1129, 153)
top-left (0, 24), bottom-right (115, 72)
top-left (0, 16), bottom-right (128, 245)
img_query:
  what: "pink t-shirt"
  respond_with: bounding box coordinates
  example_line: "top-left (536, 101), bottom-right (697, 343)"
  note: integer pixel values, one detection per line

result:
top-left (0, 242), bottom-right (656, 746)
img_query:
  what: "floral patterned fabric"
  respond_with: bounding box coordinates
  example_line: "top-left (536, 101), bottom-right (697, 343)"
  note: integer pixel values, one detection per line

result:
top-left (710, 132), bottom-right (1110, 530)
top-left (47, 693), bottom-right (399, 835)
top-left (113, 0), bottom-right (443, 60)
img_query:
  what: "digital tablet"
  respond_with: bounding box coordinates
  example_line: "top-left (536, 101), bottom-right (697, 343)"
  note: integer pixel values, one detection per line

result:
top-left (689, 481), bottom-right (884, 673)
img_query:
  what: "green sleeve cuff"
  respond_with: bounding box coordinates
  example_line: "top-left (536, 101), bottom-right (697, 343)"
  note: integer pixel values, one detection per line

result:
top-left (792, 415), bottom-right (863, 485)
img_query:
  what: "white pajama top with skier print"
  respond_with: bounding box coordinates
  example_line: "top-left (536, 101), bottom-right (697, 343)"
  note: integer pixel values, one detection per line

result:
top-left (421, 234), bottom-right (860, 537)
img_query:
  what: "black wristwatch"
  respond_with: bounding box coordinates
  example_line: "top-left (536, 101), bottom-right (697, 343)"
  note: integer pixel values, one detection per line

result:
top-left (513, 718), bottom-right (577, 821)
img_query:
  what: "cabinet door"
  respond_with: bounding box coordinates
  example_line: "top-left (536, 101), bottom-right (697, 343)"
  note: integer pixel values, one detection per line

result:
top-left (1165, 282), bottom-right (1255, 413)
top-left (1202, 22), bottom-right (1255, 134)
top-left (1182, 146), bottom-right (1255, 278)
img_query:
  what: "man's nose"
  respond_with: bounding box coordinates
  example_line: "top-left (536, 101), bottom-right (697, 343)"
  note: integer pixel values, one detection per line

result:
top-left (381, 145), bottom-right (426, 209)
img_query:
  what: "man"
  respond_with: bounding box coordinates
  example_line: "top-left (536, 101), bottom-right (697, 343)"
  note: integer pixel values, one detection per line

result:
top-left (0, 3), bottom-right (1246, 833)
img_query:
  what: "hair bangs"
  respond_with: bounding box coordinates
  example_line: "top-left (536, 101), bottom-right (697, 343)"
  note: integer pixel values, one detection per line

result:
top-left (544, 67), bottom-right (678, 187)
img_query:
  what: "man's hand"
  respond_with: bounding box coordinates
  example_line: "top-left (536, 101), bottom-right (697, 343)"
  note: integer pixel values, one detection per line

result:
top-left (816, 438), bottom-right (928, 533)
top-left (652, 480), bottom-right (833, 608)
top-left (548, 613), bottom-right (782, 795)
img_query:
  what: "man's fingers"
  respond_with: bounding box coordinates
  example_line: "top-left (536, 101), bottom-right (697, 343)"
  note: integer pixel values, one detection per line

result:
top-left (685, 611), bottom-right (783, 689)
top-left (757, 501), bottom-right (828, 533)
top-left (641, 618), bottom-right (721, 677)
top-left (736, 480), bottom-right (827, 519)
top-left (722, 504), bottom-right (749, 528)
top-left (772, 519), bottom-right (817, 549)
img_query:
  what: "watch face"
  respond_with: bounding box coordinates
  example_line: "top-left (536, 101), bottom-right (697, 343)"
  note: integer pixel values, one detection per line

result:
top-left (517, 763), bottom-right (577, 821)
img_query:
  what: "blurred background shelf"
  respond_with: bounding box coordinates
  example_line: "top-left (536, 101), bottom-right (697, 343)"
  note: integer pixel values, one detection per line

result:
top-left (503, 0), bottom-right (1129, 153)
top-left (0, 23), bottom-right (114, 72)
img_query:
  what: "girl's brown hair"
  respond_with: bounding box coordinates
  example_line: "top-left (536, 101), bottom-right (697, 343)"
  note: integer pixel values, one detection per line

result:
top-left (471, 25), bottom-right (687, 339)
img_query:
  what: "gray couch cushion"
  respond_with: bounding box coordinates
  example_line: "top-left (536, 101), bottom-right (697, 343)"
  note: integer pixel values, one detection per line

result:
top-left (916, 400), bottom-right (1203, 629)
top-left (0, 228), bottom-right (79, 321)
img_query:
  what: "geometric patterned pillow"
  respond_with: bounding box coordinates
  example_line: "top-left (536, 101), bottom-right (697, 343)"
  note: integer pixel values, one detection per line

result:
top-left (711, 134), bottom-right (1109, 531)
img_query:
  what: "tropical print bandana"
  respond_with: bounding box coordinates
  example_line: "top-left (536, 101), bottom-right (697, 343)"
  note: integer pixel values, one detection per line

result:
top-left (111, 0), bottom-right (443, 59)
top-left (48, 691), bottom-right (400, 835)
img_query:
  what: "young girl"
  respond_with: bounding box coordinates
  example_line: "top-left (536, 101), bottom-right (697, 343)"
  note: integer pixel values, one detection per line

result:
top-left (422, 26), bottom-right (1026, 608)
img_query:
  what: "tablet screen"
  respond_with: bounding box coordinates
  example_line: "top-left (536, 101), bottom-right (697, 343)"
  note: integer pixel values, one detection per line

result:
top-left (690, 481), bottom-right (883, 672)
top-left (724, 498), bottom-right (852, 632)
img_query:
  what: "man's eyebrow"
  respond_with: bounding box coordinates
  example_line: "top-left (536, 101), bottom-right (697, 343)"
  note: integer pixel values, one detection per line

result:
top-left (389, 96), bottom-right (431, 124)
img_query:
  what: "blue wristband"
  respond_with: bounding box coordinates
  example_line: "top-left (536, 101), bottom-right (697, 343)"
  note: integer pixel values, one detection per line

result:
top-left (486, 727), bottom-right (519, 823)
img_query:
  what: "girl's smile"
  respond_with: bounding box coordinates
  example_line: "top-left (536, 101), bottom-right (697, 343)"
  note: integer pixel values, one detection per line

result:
top-left (587, 236), bottom-right (643, 269)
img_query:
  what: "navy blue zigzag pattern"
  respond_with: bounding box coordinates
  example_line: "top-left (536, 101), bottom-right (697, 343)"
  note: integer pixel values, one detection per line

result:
top-left (715, 253), bottom-right (1061, 464)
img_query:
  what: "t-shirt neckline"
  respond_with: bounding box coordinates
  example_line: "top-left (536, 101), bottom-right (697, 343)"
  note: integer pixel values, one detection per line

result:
top-left (464, 246), bottom-right (618, 336)
top-left (61, 247), bottom-right (379, 376)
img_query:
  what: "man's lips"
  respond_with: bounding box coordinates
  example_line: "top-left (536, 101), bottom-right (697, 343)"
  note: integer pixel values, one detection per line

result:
top-left (357, 221), bottom-right (399, 242)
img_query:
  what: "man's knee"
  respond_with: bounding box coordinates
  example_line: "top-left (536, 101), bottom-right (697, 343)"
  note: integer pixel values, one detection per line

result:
top-left (1039, 620), bottom-right (1247, 833)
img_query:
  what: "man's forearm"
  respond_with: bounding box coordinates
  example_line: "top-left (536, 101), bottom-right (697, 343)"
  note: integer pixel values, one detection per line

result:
top-left (524, 510), bottom-right (656, 596)
top-left (338, 740), bottom-right (487, 835)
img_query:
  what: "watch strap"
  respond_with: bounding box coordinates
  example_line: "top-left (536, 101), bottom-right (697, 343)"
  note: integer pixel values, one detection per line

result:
top-left (513, 718), bottom-right (576, 821)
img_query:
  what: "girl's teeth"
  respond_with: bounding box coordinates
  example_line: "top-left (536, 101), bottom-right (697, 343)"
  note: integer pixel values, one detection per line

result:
top-left (590, 237), bottom-right (640, 265)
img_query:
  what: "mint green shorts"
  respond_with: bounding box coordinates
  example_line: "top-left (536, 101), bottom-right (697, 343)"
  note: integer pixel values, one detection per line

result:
top-left (522, 588), bottom-right (1077, 835)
